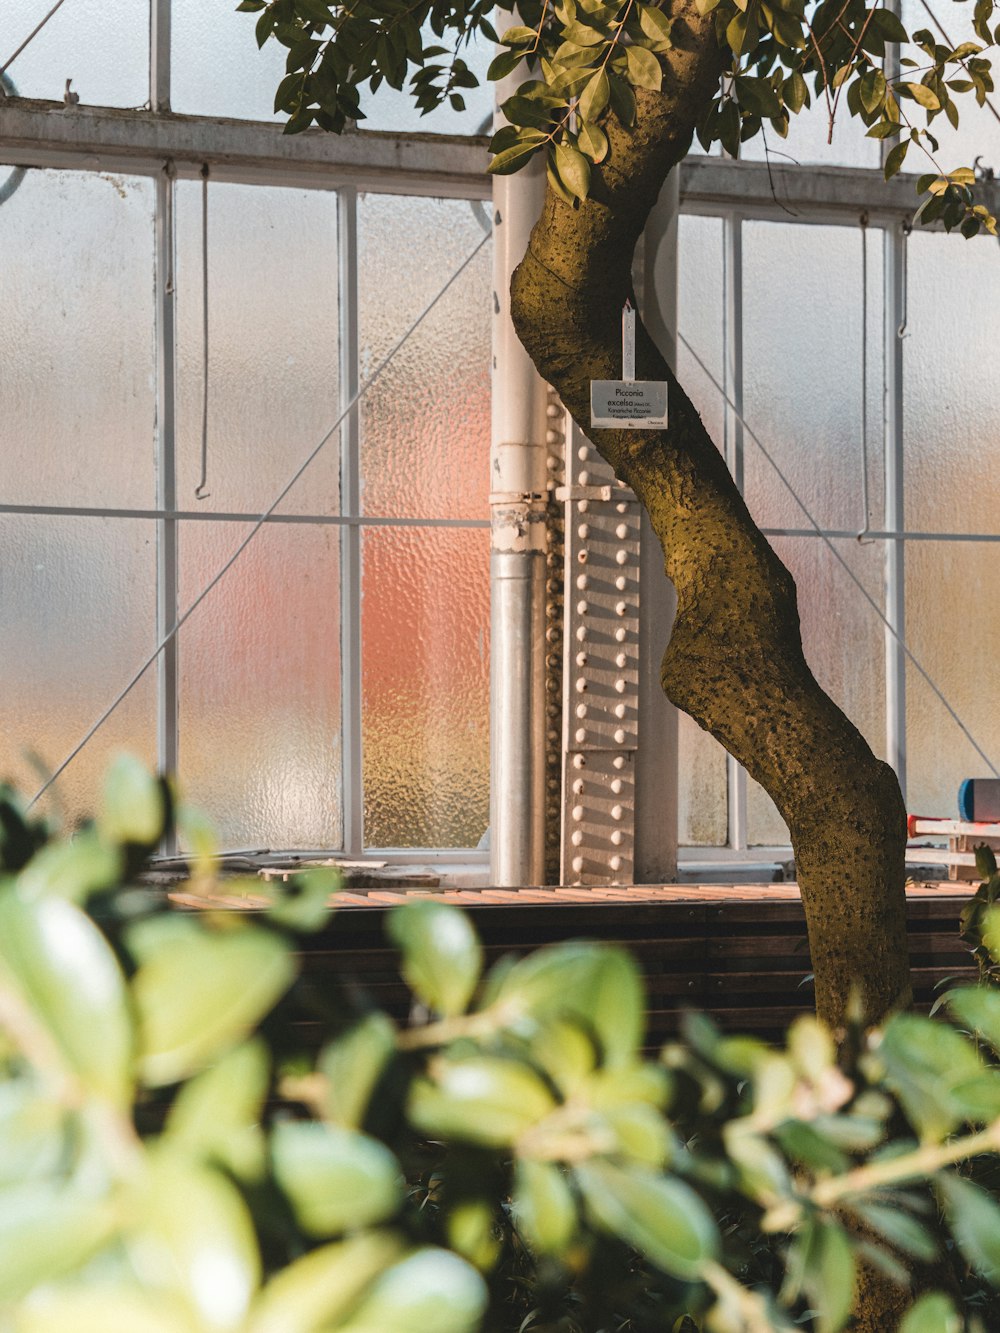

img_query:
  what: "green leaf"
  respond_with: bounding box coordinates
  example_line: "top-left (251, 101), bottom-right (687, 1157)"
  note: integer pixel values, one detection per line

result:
top-left (164, 1039), bottom-right (269, 1181)
top-left (500, 24), bottom-right (538, 46)
top-left (272, 1122), bottom-right (403, 1236)
top-left (625, 46), bottom-right (662, 91)
top-left (851, 1202), bottom-right (938, 1263)
top-left (638, 5), bottom-right (674, 47)
top-left (871, 7), bottom-right (909, 42)
top-left (860, 68), bottom-right (888, 114)
top-left (578, 68), bottom-right (610, 121)
top-left (249, 1233), bottom-right (406, 1333)
top-left (408, 1056), bottom-right (557, 1147)
top-left (487, 48), bottom-right (525, 82)
top-left (0, 892), bottom-right (132, 1106)
top-left (554, 141), bottom-right (592, 200)
top-left (784, 70), bottom-right (808, 113)
top-left (16, 829), bottom-right (122, 904)
top-left (133, 923), bottom-right (294, 1087)
top-left (490, 942), bottom-right (644, 1065)
top-left (0, 1184), bottom-right (117, 1302)
top-left (578, 120), bottom-right (610, 163)
top-left (608, 73), bottom-right (636, 126)
top-left (132, 1158), bottom-right (260, 1330)
top-left (575, 1161), bottom-right (718, 1280)
top-left (877, 1012), bottom-right (990, 1139)
top-left (727, 9), bottom-right (749, 54)
top-left (319, 1011), bottom-right (396, 1129)
top-left (785, 1221), bottom-right (855, 1333)
top-left (14, 1284), bottom-right (193, 1333)
top-left (387, 900), bottom-right (482, 1017)
top-left (99, 753), bottom-right (165, 847)
top-left (262, 867), bottom-right (339, 932)
top-left (899, 1292), bottom-right (962, 1333)
top-left (884, 139), bottom-right (909, 179)
top-left (488, 134), bottom-right (546, 175)
top-left (937, 1173), bottom-right (1000, 1282)
top-left (334, 1248), bottom-right (488, 1333)
top-left (512, 1160), bottom-right (577, 1255)
top-left (901, 81), bottom-right (941, 110)
top-left (946, 985), bottom-right (1000, 1055)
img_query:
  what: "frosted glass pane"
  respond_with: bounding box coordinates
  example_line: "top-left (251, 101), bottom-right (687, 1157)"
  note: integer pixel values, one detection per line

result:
top-left (675, 218), bottom-right (730, 846)
top-left (178, 523), bottom-right (342, 849)
top-left (746, 535), bottom-right (887, 844)
top-left (901, 0), bottom-right (1000, 172)
top-left (678, 715), bottom-right (728, 846)
top-left (358, 195), bottom-right (491, 519)
top-left (175, 182), bottom-right (340, 515)
top-left (677, 214), bottom-right (726, 452)
top-left (905, 543), bottom-right (1000, 817)
top-left (0, 516), bottom-right (156, 823)
top-left (742, 96), bottom-right (878, 169)
top-left (742, 222), bottom-right (884, 532)
top-left (362, 29), bottom-right (492, 134)
top-left (362, 527), bottom-right (489, 847)
top-left (171, 0), bottom-right (287, 120)
top-left (2, 0), bottom-right (147, 107)
top-left (0, 169), bottom-right (155, 508)
top-left (903, 231), bottom-right (1000, 533)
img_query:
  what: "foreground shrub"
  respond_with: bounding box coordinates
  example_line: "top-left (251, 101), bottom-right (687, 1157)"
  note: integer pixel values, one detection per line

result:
top-left (2, 758), bottom-right (1000, 1331)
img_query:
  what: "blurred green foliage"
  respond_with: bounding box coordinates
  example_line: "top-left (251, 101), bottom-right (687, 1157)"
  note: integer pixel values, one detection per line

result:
top-left (2, 759), bottom-right (1000, 1330)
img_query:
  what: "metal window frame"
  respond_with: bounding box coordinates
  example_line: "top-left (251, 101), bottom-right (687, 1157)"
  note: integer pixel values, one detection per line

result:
top-left (4, 11), bottom-right (997, 864)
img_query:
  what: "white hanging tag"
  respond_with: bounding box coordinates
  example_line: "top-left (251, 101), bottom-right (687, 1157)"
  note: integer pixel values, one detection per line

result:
top-left (622, 300), bottom-right (636, 382)
top-left (589, 298), bottom-right (669, 430)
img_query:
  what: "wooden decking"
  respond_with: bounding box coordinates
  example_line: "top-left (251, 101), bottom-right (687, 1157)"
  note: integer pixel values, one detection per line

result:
top-left (172, 881), bottom-right (976, 1047)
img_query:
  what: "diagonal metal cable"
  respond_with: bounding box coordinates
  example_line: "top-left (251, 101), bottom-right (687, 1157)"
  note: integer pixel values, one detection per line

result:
top-left (28, 228), bottom-right (491, 807)
top-left (676, 326), bottom-right (1000, 778)
top-left (0, 0), bottom-right (73, 78)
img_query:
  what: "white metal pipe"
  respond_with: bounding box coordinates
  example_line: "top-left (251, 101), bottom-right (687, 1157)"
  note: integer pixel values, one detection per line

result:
top-left (489, 57), bottom-right (548, 885)
top-left (635, 171), bottom-right (680, 881)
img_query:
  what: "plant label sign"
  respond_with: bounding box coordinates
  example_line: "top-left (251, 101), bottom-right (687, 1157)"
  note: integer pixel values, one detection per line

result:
top-left (590, 301), bottom-right (668, 430)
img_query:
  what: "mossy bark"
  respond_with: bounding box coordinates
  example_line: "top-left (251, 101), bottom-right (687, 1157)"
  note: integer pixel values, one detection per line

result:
top-left (508, 0), bottom-right (912, 1029)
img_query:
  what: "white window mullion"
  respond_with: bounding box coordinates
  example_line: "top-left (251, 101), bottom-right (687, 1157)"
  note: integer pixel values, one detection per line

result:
top-left (338, 186), bottom-right (363, 855)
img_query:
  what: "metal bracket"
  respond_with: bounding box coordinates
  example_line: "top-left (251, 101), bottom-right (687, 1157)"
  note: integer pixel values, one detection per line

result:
top-left (560, 419), bottom-right (641, 885)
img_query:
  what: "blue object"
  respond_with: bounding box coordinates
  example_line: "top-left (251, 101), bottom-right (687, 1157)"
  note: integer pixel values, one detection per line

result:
top-left (959, 778), bottom-right (1000, 822)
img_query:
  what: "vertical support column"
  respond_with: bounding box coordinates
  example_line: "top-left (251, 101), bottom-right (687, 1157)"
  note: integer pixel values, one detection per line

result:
top-left (154, 165), bottom-right (178, 852)
top-left (723, 211), bottom-right (748, 850)
top-left (883, 221), bottom-right (907, 798)
top-left (150, 0), bottom-right (170, 111)
top-left (882, 10), bottom-right (907, 801)
top-left (490, 153), bottom-right (549, 885)
top-left (339, 186), bottom-right (364, 856)
top-left (634, 172), bottom-right (680, 882)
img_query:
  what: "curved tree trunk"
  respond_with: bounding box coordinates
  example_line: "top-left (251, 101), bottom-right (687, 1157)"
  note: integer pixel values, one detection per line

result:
top-left (508, 0), bottom-right (911, 1028)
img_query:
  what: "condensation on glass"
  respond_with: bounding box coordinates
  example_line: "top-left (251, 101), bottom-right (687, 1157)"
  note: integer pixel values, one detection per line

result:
top-left (174, 181), bottom-right (341, 515)
top-left (742, 221), bottom-right (885, 533)
top-left (357, 193), bottom-right (491, 520)
top-left (0, 169), bottom-right (156, 508)
top-left (746, 535), bottom-right (888, 845)
top-left (905, 542), bottom-right (1000, 818)
top-left (676, 214), bottom-right (729, 846)
top-left (362, 527), bottom-right (490, 848)
top-left (1, 0), bottom-right (148, 107)
top-left (178, 523), bottom-right (343, 849)
top-left (904, 230), bottom-right (1000, 534)
top-left (0, 516), bottom-right (157, 822)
